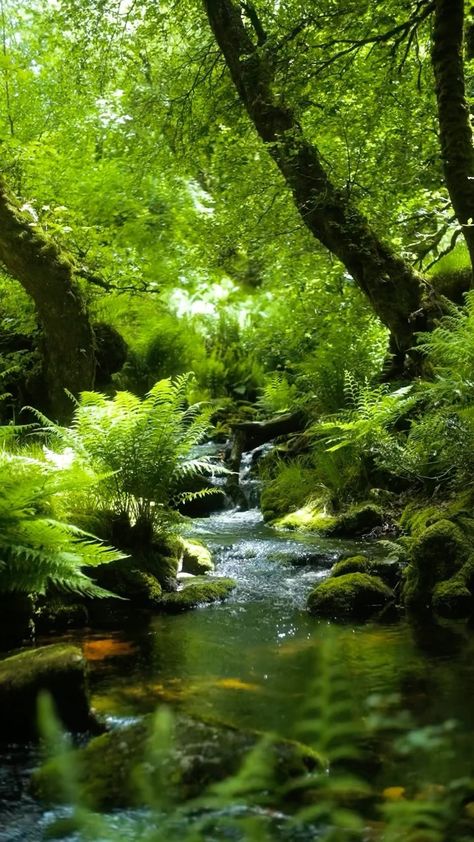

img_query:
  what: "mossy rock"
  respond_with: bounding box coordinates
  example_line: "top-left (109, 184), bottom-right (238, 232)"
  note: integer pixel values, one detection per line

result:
top-left (329, 504), bottom-right (384, 537)
top-left (331, 555), bottom-right (403, 589)
top-left (0, 644), bottom-right (99, 740)
top-left (35, 599), bottom-right (89, 633)
top-left (399, 503), bottom-right (447, 539)
top-left (331, 555), bottom-right (371, 576)
top-left (275, 503), bottom-right (337, 532)
top-left (160, 577), bottom-right (236, 612)
top-left (179, 539), bottom-right (214, 575)
top-left (89, 560), bottom-right (163, 606)
top-left (402, 519), bottom-right (469, 610)
top-left (176, 477), bottom-right (226, 517)
top-left (33, 712), bottom-right (321, 809)
top-left (432, 578), bottom-right (473, 619)
top-left (307, 573), bottom-right (394, 619)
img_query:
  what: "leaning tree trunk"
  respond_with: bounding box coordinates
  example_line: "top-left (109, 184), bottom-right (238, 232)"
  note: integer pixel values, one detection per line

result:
top-left (432, 0), bottom-right (474, 281)
top-left (0, 179), bottom-right (95, 420)
top-left (203, 0), bottom-right (433, 360)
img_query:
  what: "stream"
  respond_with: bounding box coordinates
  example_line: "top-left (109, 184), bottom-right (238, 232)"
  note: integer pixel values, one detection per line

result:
top-left (2, 450), bottom-right (474, 840)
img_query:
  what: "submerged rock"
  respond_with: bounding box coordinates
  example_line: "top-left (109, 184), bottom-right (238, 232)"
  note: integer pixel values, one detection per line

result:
top-left (0, 644), bottom-right (99, 740)
top-left (160, 577), bottom-right (236, 611)
top-left (307, 573), bottom-right (394, 619)
top-left (33, 712), bottom-right (320, 809)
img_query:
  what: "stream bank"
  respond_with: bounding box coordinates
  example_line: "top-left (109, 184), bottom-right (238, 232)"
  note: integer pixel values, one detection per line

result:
top-left (2, 441), bottom-right (474, 840)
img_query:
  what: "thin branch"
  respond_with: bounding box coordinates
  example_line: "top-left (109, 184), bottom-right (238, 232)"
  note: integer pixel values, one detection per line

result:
top-left (424, 228), bottom-right (463, 273)
top-left (240, 1), bottom-right (267, 46)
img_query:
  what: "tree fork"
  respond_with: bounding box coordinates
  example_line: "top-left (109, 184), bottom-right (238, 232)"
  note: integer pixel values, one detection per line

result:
top-left (0, 179), bottom-right (95, 420)
top-left (203, 0), bottom-right (433, 356)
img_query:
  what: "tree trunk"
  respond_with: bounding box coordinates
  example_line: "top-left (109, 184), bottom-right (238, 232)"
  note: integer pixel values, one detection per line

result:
top-left (203, 0), bottom-right (432, 357)
top-left (432, 0), bottom-right (474, 280)
top-left (0, 179), bottom-right (95, 420)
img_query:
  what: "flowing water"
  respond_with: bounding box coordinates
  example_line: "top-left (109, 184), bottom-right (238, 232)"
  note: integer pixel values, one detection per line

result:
top-left (3, 452), bottom-right (474, 840)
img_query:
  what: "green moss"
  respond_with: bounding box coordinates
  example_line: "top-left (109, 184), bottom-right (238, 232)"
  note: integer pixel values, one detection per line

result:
top-left (329, 504), bottom-right (384, 537)
top-left (35, 599), bottom-right (89, 633)
top-left (402, 519), bottom-right (469, 610)
top-left (412, 519), bottom-right (468, 572)
top-left (307, 573), bottom-right (394, 619)
top-left (33, 712), bottom-right (321, 809)
top-left (90, 559), bottom-right (163, 606)
top-left (331, 555), bottom-right (371, 576)
top-left (331, 555), bottom-right (403, 589)
top-left (432, 578), bottom-right (473, 619)
top-left (179, 539), bottom-right (214, 575)
top-left (160, 577), bottom-right (236, 611)
top-left (275, 502), bottom-right (337, 532)
top-left (399, 503), bottom-right (447, 539)
top-left (0, 644), bottom-right (97, 738)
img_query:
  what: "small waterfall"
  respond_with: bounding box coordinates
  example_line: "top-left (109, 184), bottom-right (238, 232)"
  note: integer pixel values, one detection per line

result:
top-left (238, 442), bottom-right (274, 509)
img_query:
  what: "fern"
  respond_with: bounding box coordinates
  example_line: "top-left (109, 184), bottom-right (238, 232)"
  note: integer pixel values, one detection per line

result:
top-left (0, 449), bottom-right (124, 597)
top-left (32, 374), bottom-right (228, 534)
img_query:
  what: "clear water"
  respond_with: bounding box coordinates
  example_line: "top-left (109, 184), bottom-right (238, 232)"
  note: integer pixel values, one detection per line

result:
top-left (2, 506), bottom-right (474, 839)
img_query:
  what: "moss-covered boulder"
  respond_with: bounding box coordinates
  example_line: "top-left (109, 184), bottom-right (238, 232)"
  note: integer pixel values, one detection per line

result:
top-left (160, 577), bottom-right (236, 612)
top-left (276, 502), bottom-right (384, 537)
top-left (331, 555), bottom-right (403, 589)
top-left (33, 712), bottom-right (320, 809)
top-left (180, 539), bottom-right (214, 575)
top-left (399, 503), bottom-right (447, 540)
top-left (403, 519), bottom-right (469, 610)
top-left (0, 645), bottom-right (100, 740)
top-left (307, 573), bottom-right (394, 619)
top-left (274, 503), bottom-right (337, 532)
top-left (432, 578), bottom-right (473, 619)
top-left (331, 555), bottom-right (371, 576)
top-left (329, 504), bottom-right (384, 537)
top-left (35, 598), bottom-right (89, 633)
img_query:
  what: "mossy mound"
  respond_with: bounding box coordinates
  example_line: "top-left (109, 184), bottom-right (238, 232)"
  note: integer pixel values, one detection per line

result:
top-left (307, 573), bottom-right (394, 619)
top-left (33, 712), bottom-right (321, 809)
top-left (276, 502), bottom-right (384, 537)
top-left (329, 504), bottom-right (384, 537)
top-left (331, 555), bottom-right (371, 576)
top-left (331, 555), bottom-right (403, 589)
top-left (89, 560), bottom-right (163, 607)
top-left (275, 503), bottom-right (337, 532)
top-left (35, 598), bottom-right (89, 633)
top-left (432, 578), bottom-right (473, 619)
top-left (0, 644), bottom-right (99, 740)
top-left (403, 519), bottom-right (470, 610)
top-left (160, 577), bottom-right (236, 612)
top-left (179, 538), bottom-right (214, 575)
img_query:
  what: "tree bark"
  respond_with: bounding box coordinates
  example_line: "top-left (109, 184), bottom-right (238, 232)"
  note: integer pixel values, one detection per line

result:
top-left (432, 0), bottom-right (474, 280)
top-left (0, 179), bottom-right (95, 420)
top-left (203, 0), bottom-right (431, 356)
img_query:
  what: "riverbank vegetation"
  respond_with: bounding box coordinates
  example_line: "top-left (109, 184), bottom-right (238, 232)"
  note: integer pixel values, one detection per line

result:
top-left (3, 0), bottom-right (474, 838)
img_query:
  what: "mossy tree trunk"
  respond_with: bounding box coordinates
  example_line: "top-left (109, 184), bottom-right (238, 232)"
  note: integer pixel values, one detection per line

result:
top-left (0, 179), bottom-right (95, 420)
top-left (432, 0), bottom-right (474, 282)
top-left (203, 0), bottom-right (433, 360)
